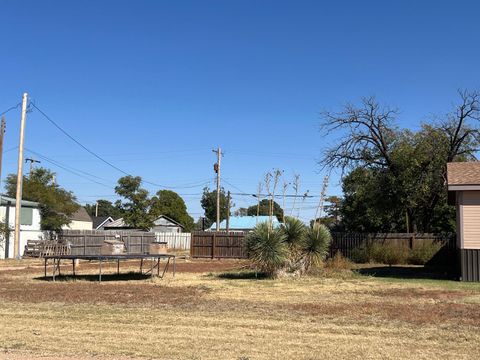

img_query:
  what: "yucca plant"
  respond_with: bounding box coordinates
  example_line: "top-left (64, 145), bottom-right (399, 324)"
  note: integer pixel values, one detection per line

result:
top-left (302, 223), bottom-right (332, 271)
top-left (282, 216), bottom-right (306, 249)
top-left (245, 221), bottom-right (288, 277)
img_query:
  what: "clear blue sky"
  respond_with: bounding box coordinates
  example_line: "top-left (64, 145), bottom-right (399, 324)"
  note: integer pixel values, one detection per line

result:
top-left (1, 0), bottom-right (479, 222)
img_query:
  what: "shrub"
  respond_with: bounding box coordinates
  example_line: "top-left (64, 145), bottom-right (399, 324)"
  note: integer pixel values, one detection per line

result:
top-left (303, 223), bottom-right (332, 270)
top-left (408, 240), bottom-right (443, 265)
top-left (325, 251), bottom-right (353, 270)
top-left (245, 221), bottom-right (288, 277)
top-left (282, 216), bottom-right (306, 249)
top-left (351, 246), bottom-right (370, 263)
top-left (370, 243), bottom-right (409, 265)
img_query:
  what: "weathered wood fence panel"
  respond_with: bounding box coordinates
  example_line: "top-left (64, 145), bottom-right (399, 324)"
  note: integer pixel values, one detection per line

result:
top-left (155, 233), bottom-right (191, 250)
top-left (190, 231), bottom-right (246, 258)
top-left (59, 230), bottom-right (156, 256)
top-left (191, 231), bottom-right (456, 260)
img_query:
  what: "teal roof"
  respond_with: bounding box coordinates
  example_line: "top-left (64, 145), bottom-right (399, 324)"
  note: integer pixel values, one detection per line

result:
top-left (210, 216), bottom-right (281, 230)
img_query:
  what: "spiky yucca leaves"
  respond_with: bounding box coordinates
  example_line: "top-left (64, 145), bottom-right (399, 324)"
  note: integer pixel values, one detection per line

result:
top-left (246, 222), bottom-right (288, 277)
top-left (282, 216), bottom-right (307, 249)
top-left (303, 223), bottom-right (332, 271)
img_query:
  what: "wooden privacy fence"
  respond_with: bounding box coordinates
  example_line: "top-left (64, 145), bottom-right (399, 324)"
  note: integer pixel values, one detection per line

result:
top-left (328, 233), bottom-right (455, 258)
top-left (155, 233), bottom-right (191, 250)
top-left (190, 231), bottom-right (246, 258)
top-left (59, 230), bottom-right (156, 256)
top-left (191, 231), bottom-right (455, 259)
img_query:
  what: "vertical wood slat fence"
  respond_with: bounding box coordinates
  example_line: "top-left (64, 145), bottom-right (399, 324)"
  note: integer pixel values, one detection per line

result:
top-left (154, 233), bottom-right (191, 250)
top-left (191, 231), bottom-right (456, 259)
top-left (190, 231), bottom-right (246, 259)
top-left (59, 230), bottom-right (156, 256)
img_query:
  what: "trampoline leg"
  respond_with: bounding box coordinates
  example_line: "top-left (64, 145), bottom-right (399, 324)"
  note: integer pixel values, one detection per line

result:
top-left (73, 259), bottom-right (76, 277)
top-left (157, 258), bottom-right (160, 276)
top-left (140, 259), bottom-right (143, 274)
top-left (99, 259), bottom-right (102, 282)
top-left (117, 259), bottom-right (120, 275)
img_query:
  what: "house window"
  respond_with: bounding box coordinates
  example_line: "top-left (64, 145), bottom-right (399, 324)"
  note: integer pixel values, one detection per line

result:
top-left (20, 208), bottom-right (33, 226)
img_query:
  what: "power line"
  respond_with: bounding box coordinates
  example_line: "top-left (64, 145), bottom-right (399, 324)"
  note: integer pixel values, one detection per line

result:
top-left (222, 178), bottom-right (249, 194)
top-left (24, 148), bottom-right (114, 189)
top-left (0, 103), bottom-right (21, 117)
top-left (31, 103), bottom-right (130, 175)
top-left (30, 102), bottom-right (213, 190)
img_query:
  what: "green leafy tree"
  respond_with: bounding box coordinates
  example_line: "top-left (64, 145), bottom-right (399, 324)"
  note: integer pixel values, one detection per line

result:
top-left (319, 91), bottom-right (480, 233)
top-left (247, 199), bottom-right (284, 222)
top-left (115, 176), bottom-right (153, 230)
top-left (200, 187), bottom-right (230, 227)
top-left (312, 196), bottom-right (343, 230)
top-left (85, 199), bottom-right (124, 219)
top-left (150, 190), bottom-right (194, 231)
top-left (5, 167), bottom-right (79, 231)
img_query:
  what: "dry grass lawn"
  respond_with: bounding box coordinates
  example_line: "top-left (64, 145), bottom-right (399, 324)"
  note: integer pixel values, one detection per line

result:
top-left (1, 258), bottom-right (480, 360)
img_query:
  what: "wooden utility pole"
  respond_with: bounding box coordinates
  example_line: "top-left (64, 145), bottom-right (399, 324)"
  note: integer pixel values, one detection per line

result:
top-left (0, 117), bottom-right (7, 258)
top-left (226, 190), bottom-right (231, 233)
top-left (25, 158), bottom-right (40, 177)
top-left (95, 201), bottom-right (99, 217)
top-left (0, 117), bottom-right (6, 194)
top-left (213, 147), bottom-right (222, 231)
top-left (14, 93), bottom-right (28, 259)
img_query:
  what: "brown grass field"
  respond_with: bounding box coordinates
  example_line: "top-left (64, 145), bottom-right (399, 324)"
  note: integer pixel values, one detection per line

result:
top-left (1, 258), bottom-right (480, 360)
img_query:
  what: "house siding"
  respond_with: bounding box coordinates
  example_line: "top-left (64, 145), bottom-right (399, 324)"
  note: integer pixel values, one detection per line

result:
top-left (460, 191), bottom-right (480, 249)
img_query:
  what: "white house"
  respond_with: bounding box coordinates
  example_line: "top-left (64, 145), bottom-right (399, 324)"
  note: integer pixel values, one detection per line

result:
top-left (62, 207), bottom-right (93, 230)
top-left (0, 196), bottom-right (43, 259)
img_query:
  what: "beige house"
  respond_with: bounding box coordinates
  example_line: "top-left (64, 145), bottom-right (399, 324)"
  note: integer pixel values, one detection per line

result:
top-left (62, 207), bottom-right (93, 230)
top-left (447, 162), bottom-right (480, 281)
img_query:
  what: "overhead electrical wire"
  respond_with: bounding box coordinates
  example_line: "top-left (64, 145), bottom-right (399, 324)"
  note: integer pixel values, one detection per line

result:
top-left (0, 102), bottom-right (21, 117)
top-left (24, 148), bottom-right (114, 189)
top-left (30, 102), bottom-right (213, 190)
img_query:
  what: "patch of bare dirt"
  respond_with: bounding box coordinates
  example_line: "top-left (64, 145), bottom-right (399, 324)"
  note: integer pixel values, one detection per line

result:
top-left (369, 287), bottom-right (472, 300)
top-left (288, 301), bottom-right (480, 327)
top-left (0, 280), bottom-right (208, 307)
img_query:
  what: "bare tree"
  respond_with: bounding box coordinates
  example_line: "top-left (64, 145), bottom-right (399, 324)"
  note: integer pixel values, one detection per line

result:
top-left (319, 97), bottom-right (398, 173)
top-left (441, 90), bottom-right (480, 162)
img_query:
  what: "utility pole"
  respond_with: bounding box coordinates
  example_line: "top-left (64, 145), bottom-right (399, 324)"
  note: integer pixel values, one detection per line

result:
top-left (213, 147), bottom-right (222, 231)
top-left (226, 190), bottom-right (231, 233)
top-left (95, 201), bottom-right (99, 217)
top-left (0, 117), bottom-right (7, 258)
top-left (0, 117), bottom-right (6, 191)
top-left (14, 93), bottom-right (28, 259)
top-left (0, 117), bottom-right (6, 208)
top-left (25, 158), bottom-right (40, 177)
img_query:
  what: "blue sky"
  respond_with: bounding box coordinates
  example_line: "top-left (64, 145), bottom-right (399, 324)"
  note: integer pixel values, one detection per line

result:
top-left (1, 0), bottom-right (479, 222)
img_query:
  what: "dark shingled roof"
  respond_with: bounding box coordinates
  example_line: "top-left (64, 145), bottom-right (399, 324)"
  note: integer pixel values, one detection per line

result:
top-left (92, 216), bottom-right (113, 229)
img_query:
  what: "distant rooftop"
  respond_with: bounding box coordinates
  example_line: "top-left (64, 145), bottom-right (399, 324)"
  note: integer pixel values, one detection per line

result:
top-left (210, 216), bottom-right (281, 230)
